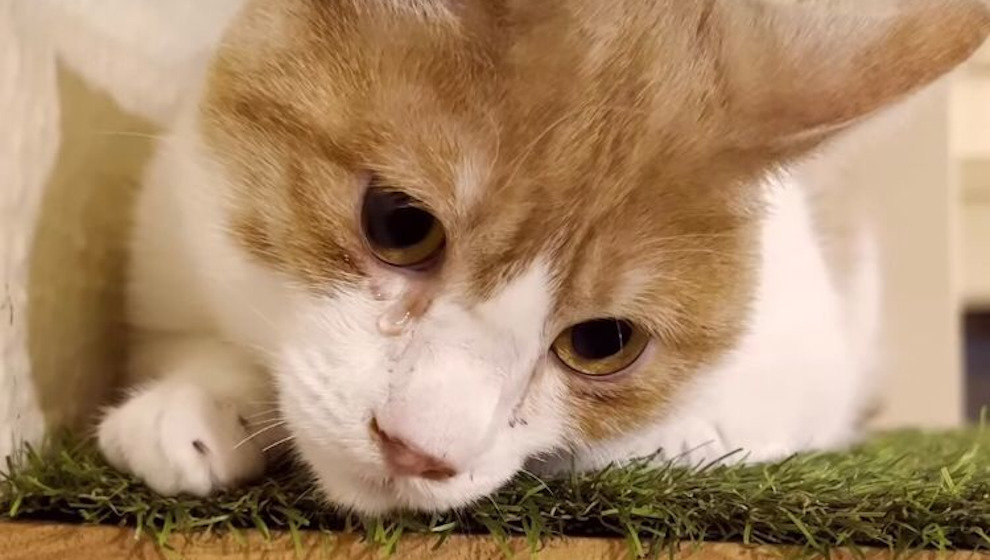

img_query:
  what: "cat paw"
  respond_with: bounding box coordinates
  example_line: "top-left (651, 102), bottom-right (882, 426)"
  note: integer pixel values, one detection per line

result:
top-left (656, 420), bottom-right (795, 466)
top-left (654, 421), bottom-right (734, 465)
top-left (98, 380), bottom-right (266, 496)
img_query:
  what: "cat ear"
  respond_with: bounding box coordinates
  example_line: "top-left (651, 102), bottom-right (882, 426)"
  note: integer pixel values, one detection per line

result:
top-left (714, 0), bottom-right (990, 149)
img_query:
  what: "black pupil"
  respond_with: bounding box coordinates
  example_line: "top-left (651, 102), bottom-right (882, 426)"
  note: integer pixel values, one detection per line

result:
top-left (363, 189), bottom-right (436, 249)
top-left (571, 319), bottom-right (633, 360)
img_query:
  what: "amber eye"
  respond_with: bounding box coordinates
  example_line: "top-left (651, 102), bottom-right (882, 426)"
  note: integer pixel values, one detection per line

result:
top-left (361, 187), bottom-right (446, 268)
top-left (552, 319), bottom-right (649, 377)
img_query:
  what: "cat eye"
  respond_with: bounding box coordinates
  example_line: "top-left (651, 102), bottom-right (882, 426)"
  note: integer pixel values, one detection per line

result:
top-left (361, 187), bottom-right (446, 268)
top-left (552, 319), bottom-right (649, 377)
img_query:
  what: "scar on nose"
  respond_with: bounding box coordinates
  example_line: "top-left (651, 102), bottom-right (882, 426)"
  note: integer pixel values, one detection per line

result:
top-left (509, 417), bottom-right (529, 428)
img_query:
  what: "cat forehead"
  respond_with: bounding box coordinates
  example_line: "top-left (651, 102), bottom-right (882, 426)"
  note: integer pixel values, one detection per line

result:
top-left (215, 0), bottom-right (990, 177)
top-left (206, 0), bottom-right (764, 316)
top-left (212, 0), bottom-right (738, 167)
top-left (211, 0), bottom-right (755, 222)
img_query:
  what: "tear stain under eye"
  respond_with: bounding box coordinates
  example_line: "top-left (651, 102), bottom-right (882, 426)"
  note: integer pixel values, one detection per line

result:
top-left (368, 278), bottom-right (389, 301)
top-left (377, 288), bottom-right (434, 337)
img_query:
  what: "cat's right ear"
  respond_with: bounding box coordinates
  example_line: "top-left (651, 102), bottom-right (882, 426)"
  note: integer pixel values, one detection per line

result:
top-left (711, 0), bottom-right (990, 152)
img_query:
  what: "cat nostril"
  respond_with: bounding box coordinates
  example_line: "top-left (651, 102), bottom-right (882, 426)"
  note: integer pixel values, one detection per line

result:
top-left (370, 418), bottom-right (457, 481)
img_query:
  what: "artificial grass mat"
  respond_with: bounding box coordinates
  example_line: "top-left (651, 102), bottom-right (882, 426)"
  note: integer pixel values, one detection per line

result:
top-left (1, 428), bottom-right (989, 556)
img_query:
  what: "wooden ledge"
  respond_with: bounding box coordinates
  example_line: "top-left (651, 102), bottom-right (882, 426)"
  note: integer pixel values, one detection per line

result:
top-left (0, 522), bottom-right (987, 560)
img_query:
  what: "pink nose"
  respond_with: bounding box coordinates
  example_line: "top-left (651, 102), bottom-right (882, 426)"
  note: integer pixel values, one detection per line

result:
top-left (370, 418), bottom-right (457, 481)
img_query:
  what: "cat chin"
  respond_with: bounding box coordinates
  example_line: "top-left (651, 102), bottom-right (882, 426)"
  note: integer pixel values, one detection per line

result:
top-left (292, 434), bottom-right (518, 514)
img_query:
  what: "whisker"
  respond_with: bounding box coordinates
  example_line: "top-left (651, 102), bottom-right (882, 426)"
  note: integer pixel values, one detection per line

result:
top-left (483, 110), bottom-right (502, 187)
top-left (243, 408), bottom-right (282, 420)
top-left (235, 420), bottom-right (288, 450)
top-left (250, 415), bottom-right (288, 428)
top-left (241, 401), bottom-right (281, 418)
top-left (519, 468), bottom-right (553, 492)
top-left (503, 107), bottom-right (581, 190)
top-left (91, 130), bottom-right (168, 141)
top-left (653, 248), bottom-right (738, 258)
top-left (647, 232), bottom-right (738, 242)
top-left (263, 435), bottom-right (296, 453)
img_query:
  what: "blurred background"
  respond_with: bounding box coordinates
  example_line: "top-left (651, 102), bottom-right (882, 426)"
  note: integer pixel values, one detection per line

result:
top-left (956, 41), bottom-right (990, 423)
top-left (857, 38), bottom-right (990, 428)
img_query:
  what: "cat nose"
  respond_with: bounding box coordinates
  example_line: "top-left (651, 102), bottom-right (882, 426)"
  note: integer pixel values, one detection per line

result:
top-left (370, 418), bottom-right (457, 481)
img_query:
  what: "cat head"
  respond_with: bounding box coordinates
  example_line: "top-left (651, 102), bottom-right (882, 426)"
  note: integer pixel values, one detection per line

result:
top-left (198, 0), bottom-right (989, 513)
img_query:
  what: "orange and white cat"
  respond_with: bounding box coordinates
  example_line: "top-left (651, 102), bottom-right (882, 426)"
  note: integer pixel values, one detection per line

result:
top-left (97, 0), bottom-right (990, 513)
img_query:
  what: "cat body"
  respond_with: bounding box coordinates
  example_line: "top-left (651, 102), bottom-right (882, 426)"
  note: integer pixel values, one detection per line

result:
top-left (97, 0), bottom-right (990, 513)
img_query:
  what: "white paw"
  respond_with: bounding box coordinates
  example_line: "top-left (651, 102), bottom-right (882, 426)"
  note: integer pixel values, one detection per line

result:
top-left (654, 420), bottom-right (733, 465)
top-left (656, 419), bottom-right (796, 466)
top-left (98, 380), bottom-right (266, 496)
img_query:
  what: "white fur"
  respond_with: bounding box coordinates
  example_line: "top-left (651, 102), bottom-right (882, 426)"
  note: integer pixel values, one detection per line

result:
top-left (1, 0), bottom-right (246, 467)
top-left (279, 261), bottom-right (565, 512)
top-left (0, 0), bottom-right (56, 467)
top-left (96, 8), bottom-right (881, 514)
top-left (98, 372), bottom-right (265, 497)
top-left (32, 0), bottom-right (245, 125)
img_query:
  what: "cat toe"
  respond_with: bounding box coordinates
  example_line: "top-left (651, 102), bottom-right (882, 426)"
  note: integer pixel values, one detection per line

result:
top-left (98, 380), bottom-right (265, 496)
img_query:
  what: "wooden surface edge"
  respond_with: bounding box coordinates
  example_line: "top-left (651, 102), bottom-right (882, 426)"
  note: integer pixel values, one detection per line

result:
top-left (0, 522), bottom-right (987, 560)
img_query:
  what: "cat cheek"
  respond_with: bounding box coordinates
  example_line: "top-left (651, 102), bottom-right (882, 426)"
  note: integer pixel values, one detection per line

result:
top-left (565, 356), bottom-right (686, 443)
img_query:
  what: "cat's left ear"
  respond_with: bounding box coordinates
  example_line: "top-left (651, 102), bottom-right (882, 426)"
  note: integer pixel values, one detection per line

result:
top-left (715, 0), bottom-right (990, 150)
